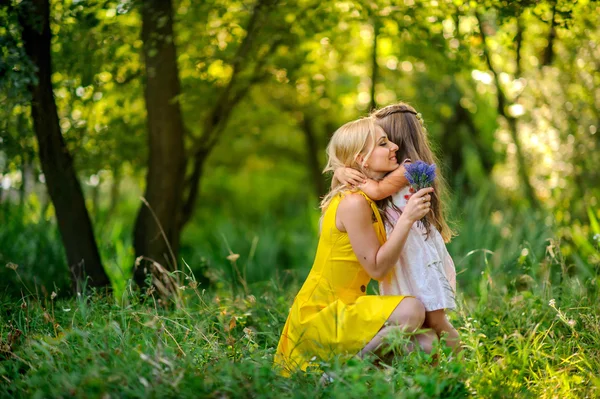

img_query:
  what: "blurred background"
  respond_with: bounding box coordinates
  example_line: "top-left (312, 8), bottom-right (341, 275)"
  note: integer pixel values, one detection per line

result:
top-left (0, 0), bottom-right (599, 300)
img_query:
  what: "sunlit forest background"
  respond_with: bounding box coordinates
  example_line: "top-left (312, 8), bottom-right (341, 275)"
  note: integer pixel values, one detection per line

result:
top-left (1, 0), bottom-right (599, 397)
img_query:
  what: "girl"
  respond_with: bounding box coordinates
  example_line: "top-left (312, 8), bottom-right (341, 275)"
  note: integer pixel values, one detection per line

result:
top-left (274, 117), bottom-right (437, 376)
top-left (334, 103), bottom-right (460, 351)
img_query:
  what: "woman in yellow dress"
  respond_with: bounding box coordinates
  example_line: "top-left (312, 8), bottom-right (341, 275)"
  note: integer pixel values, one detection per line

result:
top-left (274, 117), bottom-right (436, 376)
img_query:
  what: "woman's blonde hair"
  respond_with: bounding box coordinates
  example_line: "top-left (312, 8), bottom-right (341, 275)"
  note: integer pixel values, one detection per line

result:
top-left (371, 102), bottom-right (454, 242)
top-left (320, 117), bottom-right (380, 212)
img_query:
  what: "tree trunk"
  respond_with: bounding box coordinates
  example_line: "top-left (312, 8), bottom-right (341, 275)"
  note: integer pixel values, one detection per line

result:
top-left (542, 2), bottom-right (557, 67)
top-left (18, 113), bottom-right (28, 210)
top-left (301, 115), bottom-right (326, 198)
top-left (19, 0), bottom-right (110, 292)
top-left (106, 166), bottom-right (121, 219)
top-left (178, 0), bottom-right (272, 230)
top-left (369, 17), bottom-right (380, 112)
top-left (133, 0), bottom-right (186, 288)
top-left (476, 12), bottom-right (540, 209)
top-left (515, 16), bottom-right (524, 77)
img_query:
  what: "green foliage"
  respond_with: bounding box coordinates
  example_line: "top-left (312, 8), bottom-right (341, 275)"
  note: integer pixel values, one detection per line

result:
top-left (0, 202), bottom-right (70, 298)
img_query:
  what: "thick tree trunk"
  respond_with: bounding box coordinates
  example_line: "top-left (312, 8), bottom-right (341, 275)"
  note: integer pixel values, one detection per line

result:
top-left (301, 115), bottom-right (326, 198)
top-left (133, 0), bottom-right (186, 287)
top-left (19, 0), bottom-right (110, 292)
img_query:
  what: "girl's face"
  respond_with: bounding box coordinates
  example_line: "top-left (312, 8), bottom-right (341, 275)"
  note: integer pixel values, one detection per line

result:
top-left (363, 127), bottom-right (399, 177)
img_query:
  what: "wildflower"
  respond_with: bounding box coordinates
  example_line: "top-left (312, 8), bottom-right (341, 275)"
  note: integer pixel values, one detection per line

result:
top-left (404, 160), bottom-right (436, 190)
top-left (5, 262), bottom-right (18, 271)
top-left (226, 253), bottom-right (240, 262)
top-left (404, 161), bottom-right (436, 228)
top-left (51, 291), bottom-right (57, 300)
top-left (549, 299), bottom-right (556, 307)
top-left (567, 319), bottom-right (576, 327)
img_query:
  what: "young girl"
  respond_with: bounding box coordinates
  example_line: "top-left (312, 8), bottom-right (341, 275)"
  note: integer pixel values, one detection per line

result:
top-left (334, 103), bottom-right (460, 351)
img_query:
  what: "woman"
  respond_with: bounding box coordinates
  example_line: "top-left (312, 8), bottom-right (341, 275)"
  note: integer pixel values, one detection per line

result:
top-left (335, 103), bottom-right (460, 351)
top-left (274, 117), bottom-right (436, 376)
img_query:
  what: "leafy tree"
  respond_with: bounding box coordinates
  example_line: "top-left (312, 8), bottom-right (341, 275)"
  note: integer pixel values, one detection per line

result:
top-left (4, 0), bottom-right (110, 291)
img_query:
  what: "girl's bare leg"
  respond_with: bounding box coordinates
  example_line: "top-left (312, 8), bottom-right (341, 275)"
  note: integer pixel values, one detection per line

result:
top-left (424, 309), bottom-right (461, 352)
top-left (358, 297), bottom-right (434, 358)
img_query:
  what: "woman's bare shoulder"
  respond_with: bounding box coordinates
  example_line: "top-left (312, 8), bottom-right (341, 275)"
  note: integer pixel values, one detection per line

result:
top-left (338, 192), bottom-right (371, 213)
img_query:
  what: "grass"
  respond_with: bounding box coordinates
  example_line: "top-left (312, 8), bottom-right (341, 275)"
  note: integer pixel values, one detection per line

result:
top-left (1, 188), bottom-right (600, 397)
top-left (1, 253), bottom-right (599, 398)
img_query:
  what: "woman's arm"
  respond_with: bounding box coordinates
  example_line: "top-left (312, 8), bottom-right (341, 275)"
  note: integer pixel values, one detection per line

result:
top-left (337, 187), bottom-right (434, 280)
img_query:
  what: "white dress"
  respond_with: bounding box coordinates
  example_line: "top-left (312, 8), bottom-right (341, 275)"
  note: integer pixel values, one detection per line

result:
top-left (379, 187), bottom-right (457, 311)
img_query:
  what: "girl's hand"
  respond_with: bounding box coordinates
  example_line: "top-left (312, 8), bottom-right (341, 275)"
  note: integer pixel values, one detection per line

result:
top-left (401, 187), bottom-right (434, 223)
top-left (334, 167), bottom-right (366, 188)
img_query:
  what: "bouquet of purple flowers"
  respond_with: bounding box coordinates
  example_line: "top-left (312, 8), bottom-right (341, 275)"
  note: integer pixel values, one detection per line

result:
top-left (404, 160), bottom-right (436, 229)
top-left (404, 160), bottom-right (436, 190)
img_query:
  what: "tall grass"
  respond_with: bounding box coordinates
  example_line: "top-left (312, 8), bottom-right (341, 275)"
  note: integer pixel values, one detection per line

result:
top-left (1, 187), bottom-right (599, 397)
top-left (1, 253), bottom-right (598, 398)
top-left (0, 201), bottom-right (70, 298)
top-left (181, 200), bottom-right (320, 293)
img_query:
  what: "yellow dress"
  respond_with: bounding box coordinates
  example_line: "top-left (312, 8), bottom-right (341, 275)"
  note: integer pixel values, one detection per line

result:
top-left (274, 191), bottom-right (406, 376)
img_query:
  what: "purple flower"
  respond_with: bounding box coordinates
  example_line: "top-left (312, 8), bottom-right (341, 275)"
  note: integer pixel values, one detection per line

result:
top-left (404, 160), bottom-right (436, 190)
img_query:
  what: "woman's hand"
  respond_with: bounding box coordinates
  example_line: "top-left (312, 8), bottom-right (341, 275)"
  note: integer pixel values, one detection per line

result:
top-left (334, 167), bottom-right (366, 188)
top-left (401, 187), bottom-right (434, 223)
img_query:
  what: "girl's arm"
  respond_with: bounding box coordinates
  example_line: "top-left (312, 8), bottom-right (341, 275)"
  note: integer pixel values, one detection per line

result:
top-left (333, 167), bottom-right (366, 189)
top-left (359, 165), bottom-right (410, 200)
top-left (337, 187), bottom-right (434, 280)
top-left (334, 159), bottom-right (411, 200)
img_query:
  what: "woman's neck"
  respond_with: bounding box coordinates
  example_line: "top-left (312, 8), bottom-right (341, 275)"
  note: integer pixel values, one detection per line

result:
top-left (365, 170), bottom-right (386, 180)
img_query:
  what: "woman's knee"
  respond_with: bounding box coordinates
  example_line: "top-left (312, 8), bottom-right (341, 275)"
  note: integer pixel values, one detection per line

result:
top-left (387, 297), bottom-right (426, 331)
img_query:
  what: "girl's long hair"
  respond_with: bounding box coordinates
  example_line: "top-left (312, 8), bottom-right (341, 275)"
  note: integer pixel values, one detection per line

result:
top-left (371, 103), bottom-right (454, 242)
top-left (320, 118), bottom-right (379, 212)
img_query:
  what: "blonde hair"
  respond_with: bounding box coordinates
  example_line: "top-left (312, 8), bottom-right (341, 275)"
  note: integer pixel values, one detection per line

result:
top-left (320, 117), bottom-right (380, 212)
top-left (371, 102), bottom-right (454, 242)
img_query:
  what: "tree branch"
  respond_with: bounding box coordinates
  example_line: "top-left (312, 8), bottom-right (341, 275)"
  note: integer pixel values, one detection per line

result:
top-left (475, 11), bottom-right (540, 209)
top-left (542, 2), bottom-right (558, 67)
